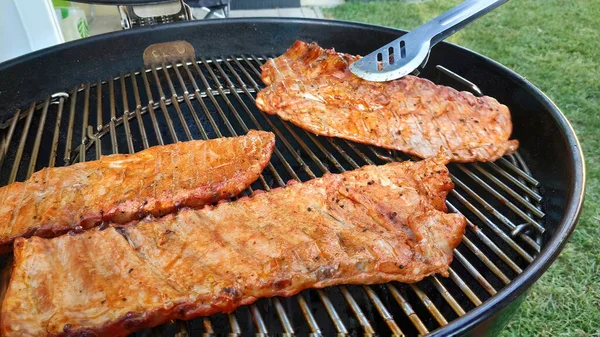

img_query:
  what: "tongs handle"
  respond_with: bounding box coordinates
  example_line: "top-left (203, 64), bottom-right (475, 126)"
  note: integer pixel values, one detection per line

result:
top-left (412, 0), bottom-right (508, 47)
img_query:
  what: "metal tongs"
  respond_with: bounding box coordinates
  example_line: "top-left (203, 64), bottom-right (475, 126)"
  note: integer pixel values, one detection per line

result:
top-left (349, 0), bottom-right (508, 82)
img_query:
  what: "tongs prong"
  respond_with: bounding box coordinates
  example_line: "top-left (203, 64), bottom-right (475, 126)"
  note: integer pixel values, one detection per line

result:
top-left (350, 0), bottom-right (508, 82)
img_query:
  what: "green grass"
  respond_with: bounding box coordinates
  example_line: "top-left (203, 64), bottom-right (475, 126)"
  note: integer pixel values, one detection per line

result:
top-left (325, 1), bottom-right (600, 336)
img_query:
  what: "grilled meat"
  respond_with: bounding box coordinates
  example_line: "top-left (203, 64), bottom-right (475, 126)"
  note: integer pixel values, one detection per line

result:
top-left (0, 130), bottom-right (275, 253)
top-left (256, 40), bottom-right (518, 162)
top-left (1, 156), bottom-right (465, 337)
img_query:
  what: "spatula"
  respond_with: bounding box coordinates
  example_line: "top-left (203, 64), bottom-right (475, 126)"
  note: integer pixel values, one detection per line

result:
top-left (349, 0), bottom-right (508, 82)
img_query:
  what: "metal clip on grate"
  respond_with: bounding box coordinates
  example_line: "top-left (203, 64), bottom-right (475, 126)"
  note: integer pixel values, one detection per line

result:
top-left (0, 53), bottom-right (545, 336)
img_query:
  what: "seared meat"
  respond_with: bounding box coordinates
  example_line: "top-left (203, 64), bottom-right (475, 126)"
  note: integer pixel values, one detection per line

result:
top-left (256, 40), bottom-right (518, 162)
top-left (1, 156), bottom-right (465, 337)
top-left (0, 130), bottom-right (275, 253)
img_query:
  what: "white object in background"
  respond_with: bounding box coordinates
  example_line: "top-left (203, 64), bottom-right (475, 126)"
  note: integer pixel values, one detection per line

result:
top-left (0, 0), bottom-right (64, 63)
top-left (132, 1), bottom-right (183, 17)
top-left (55, 8), bottom-right (89, 42)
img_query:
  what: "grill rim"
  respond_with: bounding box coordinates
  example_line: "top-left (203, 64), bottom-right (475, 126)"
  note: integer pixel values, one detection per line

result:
top-left (0, 18), bottom-right (586, 335)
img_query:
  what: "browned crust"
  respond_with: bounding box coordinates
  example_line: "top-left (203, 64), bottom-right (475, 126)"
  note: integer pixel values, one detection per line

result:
top-left (1, 155), bottom-right (465, 337)
top-left (0, 130), bottom-right (275, 253)
top-left (256, 40), bottom-right (519, 163)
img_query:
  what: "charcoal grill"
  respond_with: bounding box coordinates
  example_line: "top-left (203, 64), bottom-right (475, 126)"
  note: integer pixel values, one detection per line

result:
top-left (0, 19), bottom-right (584, 336)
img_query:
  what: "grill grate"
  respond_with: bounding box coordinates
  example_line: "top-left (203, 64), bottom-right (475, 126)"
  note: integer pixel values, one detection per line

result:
top-left (0, 54), bottom-right (545, 336)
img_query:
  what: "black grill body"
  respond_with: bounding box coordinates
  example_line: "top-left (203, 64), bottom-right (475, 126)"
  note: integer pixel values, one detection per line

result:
top-left (0, 19), bottom-right (584, 336)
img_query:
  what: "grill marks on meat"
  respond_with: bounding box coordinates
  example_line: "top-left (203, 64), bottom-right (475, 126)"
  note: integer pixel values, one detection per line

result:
top-left (1, 156), bottom-right (466, 337)
top-left (0, 130), bottom-right (275, 253)
top-left (255, 40), bottom-right (519, 163)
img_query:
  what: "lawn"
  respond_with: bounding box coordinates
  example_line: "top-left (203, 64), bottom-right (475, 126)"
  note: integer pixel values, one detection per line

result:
top-left (325, 1), bottom-right (600, 336)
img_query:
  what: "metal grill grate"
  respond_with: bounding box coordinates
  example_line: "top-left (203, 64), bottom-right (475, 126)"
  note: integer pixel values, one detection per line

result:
top-left (0, 54), bottom-right (545, 336)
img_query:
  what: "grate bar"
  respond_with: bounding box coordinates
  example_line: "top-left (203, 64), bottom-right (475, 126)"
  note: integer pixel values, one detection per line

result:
top-left (498, 157), bottom-right (539, 185)
top-left (140, 69), bottom-right (165, 146)
top-left (452, 177), bottom-right (540, 252)
top-left (244, 55), bottom-right (265, 80)
top-left (456, 165), bottom-right (545, 232)
top-left (328, 138), bottom-right (361, 169)
top-left (450, 204), bottom-right (522, 275)
top-left (120, 74), bottom-right (130, 115)
top-left (448, 269), bottom-right (482, 306)
top-left (48, 97), bottom-right (65, 168)
top-left (109, 78), bottom-right (116, 120)
top-left (465, 163), bottom-right (544, 216)
top-left (172, 63), bottom-right (209, 140)
top-left (366, 146), bottom-right (395, 163)
top-left (207, 59), bottom-right (285, 188)
top-left (227, 314), bottom-right (240, 336)
top-left (317, 289), bottom-right (348, 335)
top-left (339, 286), bottom-right (375, 336)
top-left (162, 64), bottom-right (194, 141)
top-left (120, 74), bottom-right (135, 154)
top-left (0, 107), bottom-right (21, 170)
top-left (162, 64), bottom-right (179, 97)
top-left (198, 58), bottom-right (276, 190)
top-left (130, 72), bottom-right (151, 149)
top-left (96, 80), bottom-right (103, 131)
top-left (79, 85), bottom-right (91, 162)
top-left (219, 58), bottom-right (315, 181)
top-left (449, 191), bottom-right (534, 261)
top-left (130, 71), bottom-right (150, 149)
top-left (213, 56), bottom-right (330, 175)
top-left (297, 294), bottom-right (322, 335)
top-left (388, 284), bottom-right (430, 334)
top-left (192, 60), bottom-right (239, 137)
top-left (272, 298), bottom-right (295, 334)
top-left (109, 119), bottom-right (119, 154)
top-left (461, 235), bottom-right (511, 284)
top-left (176, 320), bottom-right (190, 336)
top-left (200, 316), bottom-right (214, 336)
top-left (304, 133), bottom-right (346, 172)
top-left (479, 162), bottom-right (542, 202)
top-left (190, 59), bottom-right (270, 190)
top-left (409, 284), bottom-right (448, 327)
top-left (182, 63), bottom-right (224, 139)
top-left (94, 80), bottom-right (103, 156)
top-left (108, 76), bottom-right (119, 154)
top-left (453, 250), bottom-right (497, 296)
top-left (250, 304), bottom-right (268, 335)
top-left (121, 112), bottom-right (134, 154)
top-left (151, 66), bottom-right (179, 143)
top-left (220, 57), bottom-right (302, 183)
top-left (63, 86), bottom-right (78, 164)
top-left (88, 126), bottom-right (101, 160)
top-left (172, 98), bottom-right (193, 141)
top-left (363, 285), bottom-right (405, 336)
top-left (26, 97), bottom-right (50, 179)
top-left (430, 276), bottom-right (466, 316)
